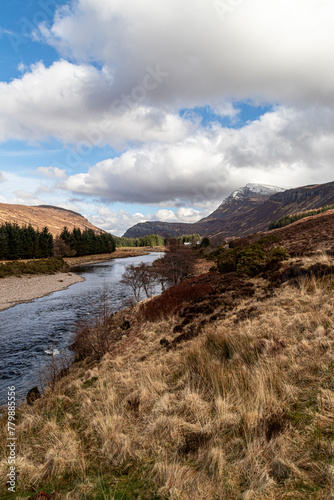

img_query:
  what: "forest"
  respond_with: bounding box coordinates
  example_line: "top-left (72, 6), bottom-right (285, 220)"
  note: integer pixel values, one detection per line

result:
top-left (0, 223), bottom-right (115, 260)
top-left (0, 222), bottom-right (202, 260)
top-left (0, 223), bottom-right (53, 260)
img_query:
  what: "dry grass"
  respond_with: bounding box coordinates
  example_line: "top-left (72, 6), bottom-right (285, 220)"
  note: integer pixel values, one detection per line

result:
top-left (1, 260), bottom-right (334, 499)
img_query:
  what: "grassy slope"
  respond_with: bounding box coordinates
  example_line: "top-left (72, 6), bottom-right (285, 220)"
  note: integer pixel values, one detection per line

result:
top-left (0, 256), bottom-right (334, 499)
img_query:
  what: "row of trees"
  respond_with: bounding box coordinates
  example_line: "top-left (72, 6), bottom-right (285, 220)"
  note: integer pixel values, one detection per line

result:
top-left (0, 223), bottom-right (53, 260)
top-left (120, 245), bottom-right (196, 301)
top-left (0, 223), bottom-right (116, 260)
top-left (56, 227), bottom-right (116, 257)
top-left (115, 233), bottom-right (201, 248)
top-left (268, 204), bottom-right (334, 230)
top-left (115, 234), bottom-right (165, 247)
top-left (1, 221), bottom-right (203, 261)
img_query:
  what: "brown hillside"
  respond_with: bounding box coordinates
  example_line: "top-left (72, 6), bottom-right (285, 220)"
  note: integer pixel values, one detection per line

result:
top-left (0, 202), bottom-right (104, 237)
top-left (243, 208), bottom-right (334, 257)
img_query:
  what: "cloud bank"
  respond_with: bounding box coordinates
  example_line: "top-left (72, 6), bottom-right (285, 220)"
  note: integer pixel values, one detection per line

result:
top-left (1, 0), bottom-right (334, 234)
top-left (63, 105), bottom-right (334, 206)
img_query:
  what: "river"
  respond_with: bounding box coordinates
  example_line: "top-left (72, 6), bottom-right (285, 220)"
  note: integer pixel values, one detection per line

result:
top-left (0, 252), bottom-right (163, 405)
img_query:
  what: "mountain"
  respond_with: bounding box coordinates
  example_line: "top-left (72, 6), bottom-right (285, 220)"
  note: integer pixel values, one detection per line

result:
top-left (0, 202), bottom-right (104, 237)
top-left (123, 220), bottom-right (192, 239)
top-left (123, 181), bottom-right (334, 240)
top-left (193, 183), bottom-right (285, 238)
top-left (123, 183), bottom-right (285, 238)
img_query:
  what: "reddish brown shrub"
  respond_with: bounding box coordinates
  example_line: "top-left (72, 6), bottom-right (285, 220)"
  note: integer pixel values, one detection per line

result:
top-left (140, 282), bottom-right (213, 321)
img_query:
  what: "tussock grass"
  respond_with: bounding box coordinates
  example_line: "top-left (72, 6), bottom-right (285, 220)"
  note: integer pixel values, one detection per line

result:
top-left (1, 264), bottom-right (334, 499)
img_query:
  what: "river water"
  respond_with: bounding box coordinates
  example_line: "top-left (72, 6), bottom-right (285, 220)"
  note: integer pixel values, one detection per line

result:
top-left (0, 252), bottom-right (163, 405)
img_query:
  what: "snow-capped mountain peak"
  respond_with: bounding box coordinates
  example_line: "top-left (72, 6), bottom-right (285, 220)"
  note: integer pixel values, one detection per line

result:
top-left (225, 183), bottom-right (285, 203)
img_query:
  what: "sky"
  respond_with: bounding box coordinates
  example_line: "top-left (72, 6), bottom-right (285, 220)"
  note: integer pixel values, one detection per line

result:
top-left (0, 0), bottom-right (334, 236)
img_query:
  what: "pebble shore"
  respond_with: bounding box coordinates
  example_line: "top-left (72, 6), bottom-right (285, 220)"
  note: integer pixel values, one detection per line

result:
top-left (0, 272), bottom-right (84, 311)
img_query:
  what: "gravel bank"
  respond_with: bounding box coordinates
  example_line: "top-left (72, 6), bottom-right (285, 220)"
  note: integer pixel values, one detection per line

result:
top-left (0, 272), bottom-right (84, 311)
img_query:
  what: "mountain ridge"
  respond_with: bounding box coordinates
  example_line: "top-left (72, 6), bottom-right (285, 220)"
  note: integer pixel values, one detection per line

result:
top-left (123, 181), bottom-right (334, 239)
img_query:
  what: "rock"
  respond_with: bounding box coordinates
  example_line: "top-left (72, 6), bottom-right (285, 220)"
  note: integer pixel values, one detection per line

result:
top-left (26, 386), bottom-right (41, 406)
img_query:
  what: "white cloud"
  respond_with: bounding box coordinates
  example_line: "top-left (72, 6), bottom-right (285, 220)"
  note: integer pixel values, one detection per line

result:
top-left (62, 105), bottom-right (334, 205)
top-left (37, 166), bottom-right (67, 179)
top-left (41, 0), bottom-right (334, 108)
top-left (0, 60), bottom-right (193, 146)
top-left (13, 190), bottom-right (44, 206)
top-left (63, 131), bottom-right (225, 205)
top-left (214, 103), bottom-right (240, 120)
top-left (0, 171), bottom-right (5, 182)
top-left (88, 205), bottom-right (207, 236)
top-left (36, 184), bottom-right (56, 194)
top-left (1, 0), bottom-right (334, 147)
top-left (18, 62), bottom-right (27, 73)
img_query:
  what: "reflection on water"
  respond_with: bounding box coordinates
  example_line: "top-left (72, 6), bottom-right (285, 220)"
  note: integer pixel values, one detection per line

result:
top-left (0, 253), bottom-right (163, 404)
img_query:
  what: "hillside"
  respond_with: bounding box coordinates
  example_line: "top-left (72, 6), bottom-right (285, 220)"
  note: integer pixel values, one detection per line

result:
top-left (124, 180), bottom-right (334, 240)
top-left (0, 203), bottom-right (104, 237)
top-left (1, 212), bottom-right (334, 499)
top-left (248, 207), bottom-right (334, 257)
top-left (123, 219), bottom-right (192, 239)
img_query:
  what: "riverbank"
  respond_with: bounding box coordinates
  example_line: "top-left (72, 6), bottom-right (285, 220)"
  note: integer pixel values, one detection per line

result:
top-left (0, 248), bottom-right (165, 311)
top-left (64, 246), bottom-right (165, 267)
top-left (0, 272), bottom-right (84, 311)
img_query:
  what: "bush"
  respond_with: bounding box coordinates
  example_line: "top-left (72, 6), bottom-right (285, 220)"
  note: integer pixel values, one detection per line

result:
top-left (140, 282), bottom-right (213, 321)
top-left (265, 246), bottom-right (290, 271)
top-left (216, 248), bottom-right (237, 273)
top-left (214, 238), bottom-right (289, 278)
top-left (236, 245), bottom-right (266, 277)
top-left (256, 235), bottom-right (281, 248)
top-left (70, 296), bottom-right (122, 360)
top-left (200, 237), bottom-right (210, 248)
top-left (268, 246), bottom-right (290, 263)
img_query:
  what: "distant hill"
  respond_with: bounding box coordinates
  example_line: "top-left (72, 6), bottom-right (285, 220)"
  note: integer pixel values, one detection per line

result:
top-left (123, 181), bottom-right (334, 240)
top-left (0, 202), bottom-right (104, 237)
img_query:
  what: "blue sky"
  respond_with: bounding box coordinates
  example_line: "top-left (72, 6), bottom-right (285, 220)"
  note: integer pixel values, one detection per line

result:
top-left (0, 0), bottom-right (334, 235)
top-left (0, 1), bottom-right (65, 80)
